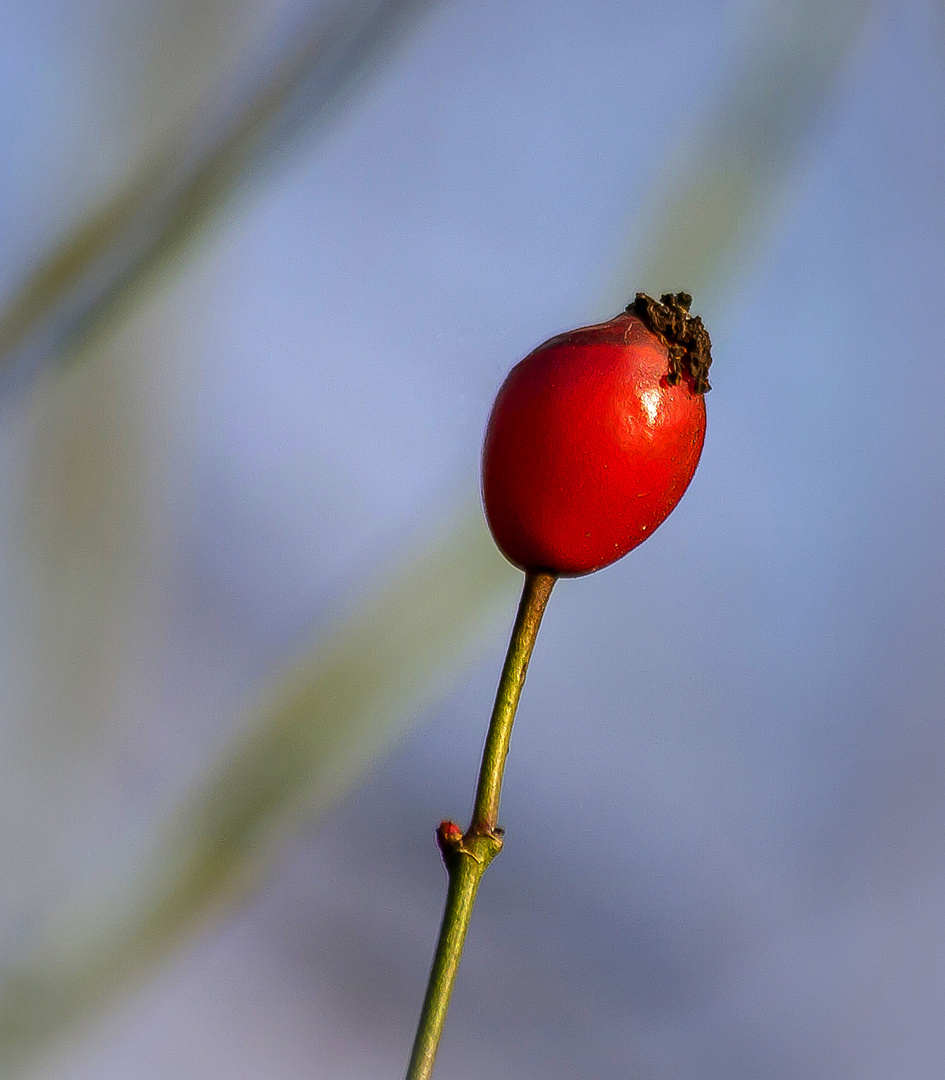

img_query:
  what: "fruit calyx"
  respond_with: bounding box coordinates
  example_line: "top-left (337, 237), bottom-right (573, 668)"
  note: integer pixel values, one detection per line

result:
top-left (628, 291), bottom-right (712, 393)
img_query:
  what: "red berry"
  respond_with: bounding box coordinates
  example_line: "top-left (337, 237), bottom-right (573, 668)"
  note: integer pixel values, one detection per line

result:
top-left (482, 292), bottom-right (712, 577)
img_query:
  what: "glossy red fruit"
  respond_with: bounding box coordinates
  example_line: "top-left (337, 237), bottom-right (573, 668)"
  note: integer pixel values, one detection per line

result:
top-left (482, 292), bottom-right (712, 577)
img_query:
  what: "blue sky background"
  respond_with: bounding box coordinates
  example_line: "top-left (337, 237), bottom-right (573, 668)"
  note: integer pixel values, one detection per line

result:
top-left (2, 1), bottom-right (945, 1077)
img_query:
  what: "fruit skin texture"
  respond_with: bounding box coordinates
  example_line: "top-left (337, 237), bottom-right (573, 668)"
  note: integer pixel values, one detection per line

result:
top-left (482, 303), bottom-right (708, 577)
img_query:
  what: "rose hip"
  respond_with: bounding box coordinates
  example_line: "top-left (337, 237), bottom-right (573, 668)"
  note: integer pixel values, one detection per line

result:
top-left (482, 292), bottom-right (711, 576)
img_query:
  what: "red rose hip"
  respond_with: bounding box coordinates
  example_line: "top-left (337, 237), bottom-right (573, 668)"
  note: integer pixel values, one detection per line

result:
top-left (482, 292), bottom-right (712, 576)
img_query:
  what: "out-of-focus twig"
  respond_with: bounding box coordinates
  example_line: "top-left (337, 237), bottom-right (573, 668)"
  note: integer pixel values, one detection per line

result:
top-left (0, 0), bottom-right (439, 396)
top-left (0, 513), bottom-right (517, 1074)
top-left (615, 0), bottom-right (872, 312)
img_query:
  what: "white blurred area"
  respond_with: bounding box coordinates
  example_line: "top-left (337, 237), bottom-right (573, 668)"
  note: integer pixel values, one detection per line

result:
top-left (2, 0), bottom-right (945, 1077)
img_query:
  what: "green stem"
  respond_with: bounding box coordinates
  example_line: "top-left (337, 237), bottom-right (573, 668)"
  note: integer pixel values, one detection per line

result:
top-left (405, 570), bottom-right (556, 1080)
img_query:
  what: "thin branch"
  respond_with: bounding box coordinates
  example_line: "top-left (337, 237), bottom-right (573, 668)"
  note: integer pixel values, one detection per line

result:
top-left (405, 571), bottom-right (556, 1080)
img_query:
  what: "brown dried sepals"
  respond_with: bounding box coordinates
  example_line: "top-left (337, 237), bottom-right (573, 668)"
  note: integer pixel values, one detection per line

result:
top-left (628, 291), bottom-right (712, 393)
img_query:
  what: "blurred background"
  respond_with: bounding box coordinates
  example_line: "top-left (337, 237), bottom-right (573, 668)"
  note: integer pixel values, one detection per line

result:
top-left (1, 0), bottom-right (944, 1076)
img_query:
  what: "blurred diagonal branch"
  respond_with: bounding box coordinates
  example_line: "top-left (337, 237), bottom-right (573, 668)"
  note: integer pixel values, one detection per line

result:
top-left (618, 0), bottom-right (872, 311)
top-left (0, 513), bottom-right (517, 1072)
top-left (0, 0), bottom-right (438, 393)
